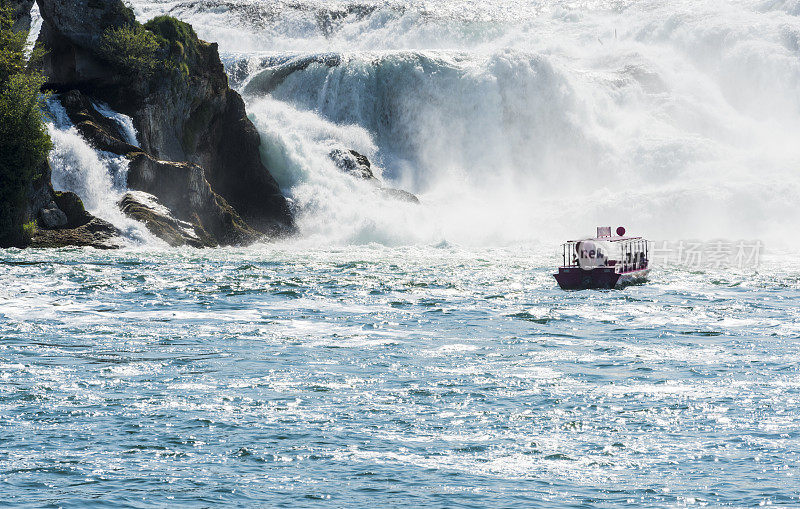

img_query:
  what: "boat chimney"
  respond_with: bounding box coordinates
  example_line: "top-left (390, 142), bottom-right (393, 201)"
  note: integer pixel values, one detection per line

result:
top-left (597, 226), bottom-right (612, 238)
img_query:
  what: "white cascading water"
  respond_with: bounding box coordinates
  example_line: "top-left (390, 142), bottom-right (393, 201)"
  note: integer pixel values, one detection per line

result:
top-left (45, 99), bottom-right (157, 245)
top-left (125, 0), bottom-right (800, 246)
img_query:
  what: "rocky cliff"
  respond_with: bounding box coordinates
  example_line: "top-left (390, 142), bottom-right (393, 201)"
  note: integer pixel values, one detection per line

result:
top-left (57, 87), bottom-right (263, 247)
top-left (35, 0), bottom-right (294, 241)
top-left (7, 0), bottom-right (32, 32)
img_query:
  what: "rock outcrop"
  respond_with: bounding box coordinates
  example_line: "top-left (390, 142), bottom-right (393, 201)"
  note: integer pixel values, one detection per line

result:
top-left (24, 161), bottom-right (59, 226)
top-left (29, 188), bottom-right (122, 249)
top-left (126, 152), bottom-right (261, 246)
top-left (30, 215), bottom-right (121, 248)
top-left (329, 148), bottom-right (378, 181)
top-left (118, 192), bottom-right (210, 248)
top-left (36, 0), bottom-right (294, 239)
top-left (20, 159), bottom-right (123, 248)
top-left (328, 149), bottom-right (420, 204)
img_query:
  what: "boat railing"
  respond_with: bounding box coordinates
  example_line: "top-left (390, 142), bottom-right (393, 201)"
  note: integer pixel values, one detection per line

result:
top-left (561, 241), bottom-right (579, 268)
top-left (561, 239), bottom-right (650, 272)
top-left (616, 239), bottom-right (649, 273)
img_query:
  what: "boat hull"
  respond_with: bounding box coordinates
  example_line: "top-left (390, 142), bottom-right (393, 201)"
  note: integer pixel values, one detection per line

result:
top-left (554, 267), bottom-right (649, 290)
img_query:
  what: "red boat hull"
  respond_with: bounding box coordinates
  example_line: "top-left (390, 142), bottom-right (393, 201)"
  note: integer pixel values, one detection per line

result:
top-left (554, 266), bottom-right (649, 290)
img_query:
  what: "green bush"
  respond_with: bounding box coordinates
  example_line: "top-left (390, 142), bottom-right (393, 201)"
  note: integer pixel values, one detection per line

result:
top-left (98, 16), bottom-right (205, 83)
top-left (21, 220), bottom-right (36, 242)
top-left (144, 15), bottom-right (200, 64)
top-left (0, 1), bottom-right (52, 247)
top-left (98, 24), bottom-right (163, 78)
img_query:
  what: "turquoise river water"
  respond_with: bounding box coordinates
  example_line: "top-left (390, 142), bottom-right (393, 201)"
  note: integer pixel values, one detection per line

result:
top-left (2, 245), bottom-right (799, 507)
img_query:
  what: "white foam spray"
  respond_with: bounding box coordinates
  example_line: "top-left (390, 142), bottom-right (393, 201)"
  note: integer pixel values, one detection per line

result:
top-left (91, 101), bottom-right (140, 147)
top-left (128, 0), bottom-right (800, 246)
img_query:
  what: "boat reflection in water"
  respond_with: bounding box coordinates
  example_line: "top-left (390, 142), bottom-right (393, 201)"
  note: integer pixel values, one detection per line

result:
top-left (554, 226), bottom-right (650, 290)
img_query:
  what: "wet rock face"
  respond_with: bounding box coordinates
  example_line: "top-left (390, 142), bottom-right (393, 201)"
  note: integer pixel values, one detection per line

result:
top-left (118, 192), bottom-right (212, 248)
top-left (178, 87), bottom-right (294, 236)
top-left (328, 149), bottom-right (420, 204)
top-left (329, 149), bottom-right (377, 181)
top-left (129, 75), bottom-right (296, 236)
top-left (29, 187), bottom-right (122, 248)
top-left (53, 190), bottom-right (93, 227)
top-left (24, 161), bottom-right (58, 227)
top-left (60, 90), bottom-right (137, 152)
top-left (126, 152), bottom-right (262, 246)
top-left (38, 201), bottom-right (68, 228)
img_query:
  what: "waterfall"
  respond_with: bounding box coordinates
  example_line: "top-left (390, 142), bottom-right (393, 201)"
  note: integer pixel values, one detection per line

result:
top-left (121, 0), bottom-right (800, 246)
top-left (45, 99), bottom-right (157, 245)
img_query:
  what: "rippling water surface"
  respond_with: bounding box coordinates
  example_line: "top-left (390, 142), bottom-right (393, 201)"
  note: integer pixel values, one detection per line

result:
top-left (2, 246), bottom-right (799, 507)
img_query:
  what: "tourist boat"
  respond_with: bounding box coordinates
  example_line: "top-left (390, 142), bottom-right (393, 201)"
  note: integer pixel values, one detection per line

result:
top-left (554, 226), bottom-right (650, 290)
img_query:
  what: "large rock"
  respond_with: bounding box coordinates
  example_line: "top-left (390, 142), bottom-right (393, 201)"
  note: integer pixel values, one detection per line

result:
top-left (328, 148), bottom-right (420, 204)
top-left (53, 190), bottom-right (94, 227)
top-left (329, 148), bottom-right (377, 181)
top-left (36, 0), bottom-right (294, 237)
top-left (30, 216), bottom-right (121, 249)
top-left (23, 160), bottom-right (58, 226)
top-left (28, 187), bottom-right (122, 249)
top-left (125, 41), bottom-right (293, 236)
top-left (126, 152), bottom-right (261, 246)
top-left (118, 191), bottom-right (211, 248)
top-left (36, 0), bottom-right (134, 49)
top-left (38, 201), bottom-right (68, 228)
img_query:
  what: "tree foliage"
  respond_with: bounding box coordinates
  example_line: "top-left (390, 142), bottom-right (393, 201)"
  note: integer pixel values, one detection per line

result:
top-left (0, 1), bottom-right (26, 83)
top-left (0, 1), bottom-right (52, 247)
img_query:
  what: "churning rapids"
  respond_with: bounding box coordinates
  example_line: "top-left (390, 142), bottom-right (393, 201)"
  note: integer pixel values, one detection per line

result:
top-left (3, 0), bottom-right (800, 507)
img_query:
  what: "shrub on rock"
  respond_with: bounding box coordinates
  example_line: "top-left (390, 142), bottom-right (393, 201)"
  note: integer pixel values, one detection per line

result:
top-left (98, 24), bottom-right (162, 78)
